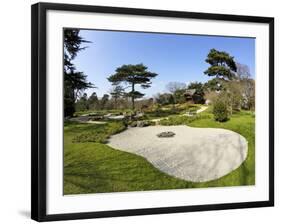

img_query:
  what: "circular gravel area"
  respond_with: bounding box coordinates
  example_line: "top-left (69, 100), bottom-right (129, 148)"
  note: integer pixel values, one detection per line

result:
top-left (107, 125), bottom-right (248, 182)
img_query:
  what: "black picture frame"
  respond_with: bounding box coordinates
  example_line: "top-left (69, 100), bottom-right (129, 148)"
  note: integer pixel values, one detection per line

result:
top-left (31, 2), bottom-right (274, 222)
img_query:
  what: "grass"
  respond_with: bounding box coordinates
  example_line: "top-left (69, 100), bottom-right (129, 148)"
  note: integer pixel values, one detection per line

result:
top-left (146, 103), bottom-right (201, 119)
top-left (64, 108), bottom-right (255, 194)
top-left (159, 114), bottom-right (212, 125)
top-left (184, 110), bottom-right (255, 187)
top-left (64, 121), bottom-right (193, 194)
top-left (64, 143), bottom-right (198, 194)
top-left (70, 121), bottom-right (126, 143)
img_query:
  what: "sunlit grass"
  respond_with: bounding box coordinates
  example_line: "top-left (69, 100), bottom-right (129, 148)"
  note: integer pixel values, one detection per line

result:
top-left (64, 110), bottom-right (255, 194)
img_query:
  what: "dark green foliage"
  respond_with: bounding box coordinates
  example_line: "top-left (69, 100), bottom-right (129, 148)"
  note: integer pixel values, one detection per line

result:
top-left (64, 29), bottom-right (89, 61)
top-left (64, 29), bottom-right (94, 117)
top-left (146, 106), bottom-right (180, 118)
top-left (187, 82), bottom-right (204, 91)
top-left (100, 94), bottom-right (110, 110)
top-left (213, 98), bottom-right (230, 122)
top-left (159, 114), bottom-right (212, 126)
top-left (128, 121), bottom-right (138, 127)
top-left (225, 82), bottom-right (243, 112)
top-left (75, 93), bottom-right (89, 111)
top-left (108, 64), bottom-right (158, 110)
top-left (192, 94), bottom-right (205, 104)
top-left (127, 120), bottom-right (155, 127)
top-left (146, 104), bottom-right (200, 119)
top-left (204, 48), bottom-right (237, 81)
top-left (125, 90), bottom-right (144, 100)
top-left (155, 93), bottom-right (175, 105)
top-left (72, 122), bottom-right (126, 143)
top-left (187, 82), bottom-right (205, 104)
top-left (87, 92), bottom-right (99, 110)
top-left (64, 91), bottom-right (75, 117)
top-left (173, 89), bottom-right (186, 104)
top-left (110, 85), bottom-right (125, 108)
top-left (140, 120), bottom-right (156, 126)
top-left (204, 78), bottom-right (223, 91)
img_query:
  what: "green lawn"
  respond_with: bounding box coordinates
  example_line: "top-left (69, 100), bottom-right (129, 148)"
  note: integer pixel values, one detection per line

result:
top-left (145, 103), bottom-right (201, 120)
top-left (64, 110), bottom-right (255, 195)
top-left (187, 110), bottom-right (255, 188)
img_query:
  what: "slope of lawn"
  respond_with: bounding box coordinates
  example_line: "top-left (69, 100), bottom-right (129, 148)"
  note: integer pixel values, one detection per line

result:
top-left (186, 110), bottom-right (255, 188)
top-left (64, 110), bottom-right (255, 195)
top-left (64, 121), bottom-right (193, 194)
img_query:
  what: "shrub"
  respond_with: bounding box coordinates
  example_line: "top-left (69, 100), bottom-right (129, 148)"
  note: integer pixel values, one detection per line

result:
top-left (129, 121), bottom-right (137, 127)
top-left (159, 114), bottom-right (212, 126)
top-left (73, 122), bottom-right (126, 143)
top-left (129, 120), bottom-right (156, 127)
top-left (213, 99), bottom-right (230, 122)
top-left (146, 108), bottom-right (181, 119)
top-left (159, 116), bottom-right (189, 126)
top-left (145, 120), bottom-right (156, 126)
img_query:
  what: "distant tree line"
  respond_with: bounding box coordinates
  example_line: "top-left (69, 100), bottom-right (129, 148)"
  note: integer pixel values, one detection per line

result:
top-left (75, 92), bottom-right (155, 112)
top-left (75, 63), bottom-right (158, 112)
top-left (155, 81), bottom-right (204, 105)
top-left (64, 30), bottom-right (255, 119)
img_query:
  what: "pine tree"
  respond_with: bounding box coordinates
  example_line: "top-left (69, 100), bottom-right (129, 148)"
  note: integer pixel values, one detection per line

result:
top-left (108, 64), bottom-right (158, 110)
top-left (204, 48), bottom-right (237, 81)
top-left (64, 29), bottom-right (94, 117)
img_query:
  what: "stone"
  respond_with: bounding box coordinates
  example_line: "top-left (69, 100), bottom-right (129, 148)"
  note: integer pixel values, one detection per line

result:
top-left (137, 120), bottom-right (152, 127)
top-left (108, 115), bottom-right (125, 120)
top-left (137, 121), bottom-right (146, 127)
top-left (130, 121), bottom-right (137, 127)
top-left (157, 131), bottom-right (175, 138)
top-left (134, 112), bottom-right (144, 118)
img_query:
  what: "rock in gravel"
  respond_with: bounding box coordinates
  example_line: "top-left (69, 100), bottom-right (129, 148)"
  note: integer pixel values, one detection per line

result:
top-left (157, 131), bottom-right (175, 138)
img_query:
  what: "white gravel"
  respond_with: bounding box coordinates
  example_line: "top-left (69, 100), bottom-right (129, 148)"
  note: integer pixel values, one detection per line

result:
top-left (107, 125), bottom-right (248, 182)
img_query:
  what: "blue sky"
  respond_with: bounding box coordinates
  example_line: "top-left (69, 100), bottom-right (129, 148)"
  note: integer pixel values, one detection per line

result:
top-left (73, 29), bottom-right (255, 98)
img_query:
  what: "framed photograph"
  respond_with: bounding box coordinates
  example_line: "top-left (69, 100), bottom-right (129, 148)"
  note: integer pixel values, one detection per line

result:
top-left (31, 2), bottom-right (274, 222)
